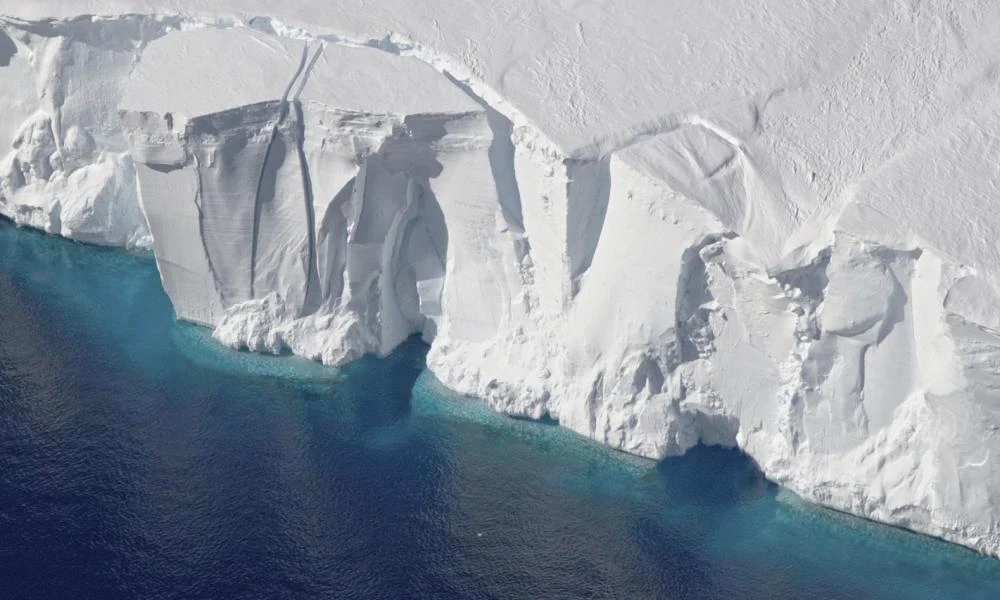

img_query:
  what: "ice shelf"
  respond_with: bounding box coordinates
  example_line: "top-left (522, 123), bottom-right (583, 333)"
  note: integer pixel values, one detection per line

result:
top-left (1, 2), bottom-right (999, 557)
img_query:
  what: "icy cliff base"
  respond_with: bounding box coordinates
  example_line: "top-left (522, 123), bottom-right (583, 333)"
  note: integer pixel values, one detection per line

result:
top-left (1, 4), bottom-right (1000, 556)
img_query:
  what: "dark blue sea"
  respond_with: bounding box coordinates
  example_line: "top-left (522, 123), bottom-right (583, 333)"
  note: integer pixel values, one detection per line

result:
top-left (1, 219), bottom-right (999, 599)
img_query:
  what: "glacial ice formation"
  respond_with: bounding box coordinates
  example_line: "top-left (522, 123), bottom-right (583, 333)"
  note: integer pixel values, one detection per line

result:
top-left (1, 1), bottom-right (1000, 557)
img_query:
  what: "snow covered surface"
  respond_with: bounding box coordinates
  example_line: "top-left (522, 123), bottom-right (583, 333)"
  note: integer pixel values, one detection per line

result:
top-left (2, 0), bottom-right (1000, 556)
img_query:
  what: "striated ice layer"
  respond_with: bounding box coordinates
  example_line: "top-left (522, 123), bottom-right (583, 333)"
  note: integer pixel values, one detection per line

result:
top-left (119, 27), bottom-right (508, 361)
top-left (1, 3), bottom-right (1000, 558)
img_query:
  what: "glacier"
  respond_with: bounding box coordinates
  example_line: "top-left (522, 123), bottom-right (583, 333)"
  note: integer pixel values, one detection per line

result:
top-left (1, 1), bottom-right (999, 557)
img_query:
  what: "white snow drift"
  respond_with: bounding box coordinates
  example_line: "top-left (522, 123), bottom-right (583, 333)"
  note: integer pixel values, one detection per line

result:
top-left (1, 1), bottom-right (999, 557)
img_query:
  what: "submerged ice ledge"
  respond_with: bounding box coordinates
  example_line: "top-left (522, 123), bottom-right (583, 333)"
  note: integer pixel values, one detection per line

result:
top-left (1, 5), bottom-right (999, 558)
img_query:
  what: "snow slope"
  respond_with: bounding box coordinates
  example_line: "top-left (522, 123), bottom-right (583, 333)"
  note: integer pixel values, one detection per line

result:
top-left (1, 1), bottom-right (1000, 556)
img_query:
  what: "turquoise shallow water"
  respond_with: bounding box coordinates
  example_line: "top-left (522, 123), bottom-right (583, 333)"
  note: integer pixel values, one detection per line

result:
top-left (1, 218), bottom-right (999, 599)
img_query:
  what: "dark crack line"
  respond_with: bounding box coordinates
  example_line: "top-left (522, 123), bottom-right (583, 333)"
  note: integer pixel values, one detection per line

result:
top-left (249, 124), bottom-right (279, 299)
top-left (280, 43), bottom-right (311, 116)
top-left (293, 99), bottom-right (321, 317)
top-left (292, 43), bottom-right (324, 102)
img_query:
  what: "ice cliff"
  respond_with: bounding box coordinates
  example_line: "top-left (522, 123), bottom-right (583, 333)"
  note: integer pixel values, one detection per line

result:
top-left (1, 1), bottom-right (999, 557)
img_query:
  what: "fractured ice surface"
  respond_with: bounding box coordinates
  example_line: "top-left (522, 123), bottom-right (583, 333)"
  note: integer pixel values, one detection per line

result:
top-left (1, 1), bottom-right (1000, 557)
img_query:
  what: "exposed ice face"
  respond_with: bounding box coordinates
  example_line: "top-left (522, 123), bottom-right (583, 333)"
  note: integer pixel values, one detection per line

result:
top-left (0, 16), bottom-right (174, 247)
top-left (1, 4), bottom-right (1000, 558)
top-left (120, 27), bottom-right (514, 364)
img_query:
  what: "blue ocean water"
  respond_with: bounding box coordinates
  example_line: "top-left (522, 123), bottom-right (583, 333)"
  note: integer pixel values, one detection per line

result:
top-left (0, 220), bottom-right (999, 600)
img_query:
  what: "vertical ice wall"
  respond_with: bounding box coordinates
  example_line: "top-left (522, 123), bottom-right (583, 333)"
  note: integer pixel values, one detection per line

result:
top-left (119, 28), bottom-right (520, 363)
